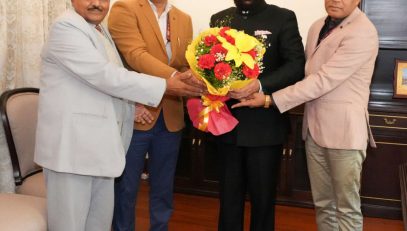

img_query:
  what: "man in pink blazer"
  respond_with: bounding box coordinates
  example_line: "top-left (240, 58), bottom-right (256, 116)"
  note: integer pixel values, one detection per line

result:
top-left (232, 0), bottom-right (378, 230)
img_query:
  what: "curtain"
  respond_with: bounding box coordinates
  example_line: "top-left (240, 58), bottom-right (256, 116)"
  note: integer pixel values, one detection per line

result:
top-left (0, 0), bottom-right (71, 192)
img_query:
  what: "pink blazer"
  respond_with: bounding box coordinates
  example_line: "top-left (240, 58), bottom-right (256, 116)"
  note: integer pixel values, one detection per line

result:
top-left (273, 8), bottom-right (378, 150)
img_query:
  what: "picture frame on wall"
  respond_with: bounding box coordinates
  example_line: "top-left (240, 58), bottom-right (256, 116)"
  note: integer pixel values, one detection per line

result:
top-left (393, 59), bottom-right (407, 98)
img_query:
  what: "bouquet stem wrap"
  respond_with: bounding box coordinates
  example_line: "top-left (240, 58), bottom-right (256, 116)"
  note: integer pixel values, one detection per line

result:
top-left (187, 95), bottom-right (238, 136)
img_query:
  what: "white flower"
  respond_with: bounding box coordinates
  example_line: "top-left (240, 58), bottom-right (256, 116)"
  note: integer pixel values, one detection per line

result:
top-left (214, 53), bottom-right (226, 62)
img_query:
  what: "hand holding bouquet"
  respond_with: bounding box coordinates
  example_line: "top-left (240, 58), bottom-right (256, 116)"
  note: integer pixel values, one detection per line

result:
top-left (186, 27), bottom-right (266, 135)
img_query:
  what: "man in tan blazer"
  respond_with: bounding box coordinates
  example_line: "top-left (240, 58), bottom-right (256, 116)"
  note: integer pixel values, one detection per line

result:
top-left (108, 0), bottom-right (192, 230)
top-left (232, 0), bottom-right (378, 230)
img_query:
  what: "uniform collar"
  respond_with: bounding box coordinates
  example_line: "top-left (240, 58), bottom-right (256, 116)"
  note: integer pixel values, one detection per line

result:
top-left (235, 1), bottom-right (267, 16)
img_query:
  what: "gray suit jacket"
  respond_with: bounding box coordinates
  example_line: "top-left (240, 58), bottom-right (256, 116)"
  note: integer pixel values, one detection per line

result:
top-left (34, 10), bottom-right (166, 177)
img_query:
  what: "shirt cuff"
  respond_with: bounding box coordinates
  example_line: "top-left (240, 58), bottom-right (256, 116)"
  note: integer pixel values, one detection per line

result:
top-left (258, 80), bottom-right (263, 93)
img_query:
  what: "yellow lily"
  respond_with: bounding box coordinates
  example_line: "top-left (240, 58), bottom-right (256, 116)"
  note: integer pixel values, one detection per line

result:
top-left (217, 29), bottom-right (258, 69)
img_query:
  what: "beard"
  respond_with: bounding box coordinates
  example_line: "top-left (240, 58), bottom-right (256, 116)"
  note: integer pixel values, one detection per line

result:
top-left (234, 0), bottom-right (266, 11)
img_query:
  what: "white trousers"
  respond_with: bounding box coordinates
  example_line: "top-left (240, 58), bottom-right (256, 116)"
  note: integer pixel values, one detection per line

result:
top-left (305, 133), bottom-right (366, 231)
top-left (44, 168), bottom-right (114, 231)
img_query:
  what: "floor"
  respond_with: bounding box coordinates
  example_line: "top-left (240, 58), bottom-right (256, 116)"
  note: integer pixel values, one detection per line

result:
top-left (134, 181), bottom-right (404, 231)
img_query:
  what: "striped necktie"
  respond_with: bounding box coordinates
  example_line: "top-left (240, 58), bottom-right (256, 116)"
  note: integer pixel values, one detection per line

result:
top-left (95, 24), bottom-right (103, 34)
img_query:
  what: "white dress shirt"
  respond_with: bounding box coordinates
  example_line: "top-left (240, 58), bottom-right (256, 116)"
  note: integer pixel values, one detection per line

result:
top-left (148, 0), bottom-right (172, 63)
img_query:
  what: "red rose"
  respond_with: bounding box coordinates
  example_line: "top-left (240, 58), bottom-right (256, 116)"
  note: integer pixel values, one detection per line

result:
top-left (214, 62), bottom-right (232, 80)
top-left (244, 49), bottom-right (257, 59)
top-left (204, 35), bottom-right (218, 46)
top-left (198, 54), bottom-right (216, 69)
top-left (219, 27), bottom-right (235, 45)
top-left (242, 64), bottom-right (260, 79)
top-left (210, 44), bottom-right (228, 56)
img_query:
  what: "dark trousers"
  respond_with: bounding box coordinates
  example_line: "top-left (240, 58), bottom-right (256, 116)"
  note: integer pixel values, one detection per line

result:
top-left (112, 113), bottom-right (181, 231)
top-left (217, 143), bottom-right (283, 231)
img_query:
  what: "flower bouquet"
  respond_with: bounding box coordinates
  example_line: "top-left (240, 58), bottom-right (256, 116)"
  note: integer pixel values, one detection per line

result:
top-left (186, 27), bottom-right (266, 135)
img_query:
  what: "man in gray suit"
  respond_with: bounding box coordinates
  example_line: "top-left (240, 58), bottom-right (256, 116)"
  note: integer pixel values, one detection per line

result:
top-left (34, 0), bottom-right (204, 230)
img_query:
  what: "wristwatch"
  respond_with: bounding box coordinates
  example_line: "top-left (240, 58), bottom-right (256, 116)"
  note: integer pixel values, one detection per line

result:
top-left (264, 95), bottom-right (271, 108)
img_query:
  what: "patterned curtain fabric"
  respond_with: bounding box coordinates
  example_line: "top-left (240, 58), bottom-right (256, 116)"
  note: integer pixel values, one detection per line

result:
top-left (0, 0), bottom-right (71, 192)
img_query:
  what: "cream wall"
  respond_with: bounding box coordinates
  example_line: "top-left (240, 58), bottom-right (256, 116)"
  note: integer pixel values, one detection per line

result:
top-left (109, 0), bottom-right (326, 44)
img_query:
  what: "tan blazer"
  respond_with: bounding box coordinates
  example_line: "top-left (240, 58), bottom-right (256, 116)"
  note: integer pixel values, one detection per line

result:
top-left (273, 8), bottom-right (378, 150)
top-left (108, 0), bottom-right (192, 132)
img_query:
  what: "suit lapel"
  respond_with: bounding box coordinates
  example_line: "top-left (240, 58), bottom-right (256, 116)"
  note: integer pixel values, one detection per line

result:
top-left (139, 0), bottom-right (166, 53)
top-left (308, 19), bottom-right (325, 57)
top-left (69, 10), bottom-right (109, 59)
top-left (168, 9), bottom-right (178, 65)
top-left (101, 25), bottom-right (124, 65)
top-left (310, 8), bottom-right (362, 57)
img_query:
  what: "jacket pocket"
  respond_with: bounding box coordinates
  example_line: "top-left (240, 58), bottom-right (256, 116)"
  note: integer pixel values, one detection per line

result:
top-left (72, 112), bottom-right (107, 128)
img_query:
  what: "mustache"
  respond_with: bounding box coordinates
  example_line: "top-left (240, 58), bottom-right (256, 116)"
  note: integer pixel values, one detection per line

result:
top-left (87, 5), bottom-right (103, 12)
